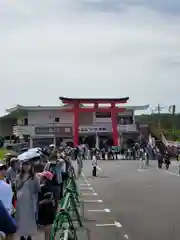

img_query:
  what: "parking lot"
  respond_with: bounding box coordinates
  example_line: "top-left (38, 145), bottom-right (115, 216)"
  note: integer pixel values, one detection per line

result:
top-left (79, 160), bottom-right (180, 240)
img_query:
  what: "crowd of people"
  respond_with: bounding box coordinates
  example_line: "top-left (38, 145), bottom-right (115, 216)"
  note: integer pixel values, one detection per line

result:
top-left (0, 141), bottom-right (174, 240)
top-left (0, 145), bottom-right (76, 240)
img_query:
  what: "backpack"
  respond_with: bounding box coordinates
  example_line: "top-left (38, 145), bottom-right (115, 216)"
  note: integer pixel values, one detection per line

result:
top-left (39, 185), bottom-right (55, 205)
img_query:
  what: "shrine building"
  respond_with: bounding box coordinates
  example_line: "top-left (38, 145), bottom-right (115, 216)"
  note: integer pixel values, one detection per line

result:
top-left (0, 96), bottom-right (149, 148)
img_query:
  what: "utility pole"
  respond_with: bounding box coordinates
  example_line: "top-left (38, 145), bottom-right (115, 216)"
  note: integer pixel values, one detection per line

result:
top-left (169, 105), bottom-right (176, 133)
top-left (155, 104), bottom-right (163, 129)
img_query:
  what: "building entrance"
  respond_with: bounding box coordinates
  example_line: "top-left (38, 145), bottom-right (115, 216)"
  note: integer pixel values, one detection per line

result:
top-left (79, 135), bottom-right (96, 148)
top-left (99, 135), bottom-right (113, 148)
top-left (79, 134), bottom-right (114, 149)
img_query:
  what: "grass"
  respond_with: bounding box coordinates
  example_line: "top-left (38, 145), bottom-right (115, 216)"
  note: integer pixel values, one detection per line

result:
top-left (0, 148), bottom-right (8, 161)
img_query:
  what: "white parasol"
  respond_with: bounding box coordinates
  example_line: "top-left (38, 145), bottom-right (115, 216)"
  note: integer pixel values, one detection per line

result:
top-left (18, 148), bottom-right (42, 161)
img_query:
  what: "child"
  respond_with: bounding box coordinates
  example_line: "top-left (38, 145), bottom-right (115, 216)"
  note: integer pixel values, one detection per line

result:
top-left (92, 154), bottom-right (97, 177)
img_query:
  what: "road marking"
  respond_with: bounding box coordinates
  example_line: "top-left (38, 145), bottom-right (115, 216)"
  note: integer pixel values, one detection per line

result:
top-left (96, 223), bottom-right (116, 227)
top-left (80, 183), bottom-right (91, 186)
top-left (84, 180), bottom-right (98, 194)
top-left (81, 172), bottom-right (128, 234)
top-left (137, 168), bottom-right (148, 172)
top-left (165, 171), bottom-right (179, 177)
top-left (83, 199), bottom-right (103, 203)
top-left (82, 192), bottom-right (98, 196)
top-left (80, 187), bottom-right (93, 190)
top-left (88, 208), bottom-right (111, 213)
top-left (115, 221), bottom-right (122, 227)
top-left (96, 221), bottom-right (122, 227)
top-left (84, 179), bottom-right (90, 184)
top-left (104, 208), bottom-right (111, 212)
top-left (156, 167), bottom-right (180, 177)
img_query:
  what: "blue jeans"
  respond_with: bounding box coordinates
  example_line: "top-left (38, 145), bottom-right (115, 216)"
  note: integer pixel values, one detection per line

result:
top-left (0, 200), bottom-right (17, 234)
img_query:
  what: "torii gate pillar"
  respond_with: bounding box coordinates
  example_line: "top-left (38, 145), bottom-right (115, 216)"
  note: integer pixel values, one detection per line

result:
top-left (111, 103), bottom-right (119, 146)
top-left (73, 103), bottom-right (79, 147)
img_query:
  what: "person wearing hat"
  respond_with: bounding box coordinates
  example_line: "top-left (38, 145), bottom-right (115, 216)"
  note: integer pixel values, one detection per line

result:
top-left (38, 171), bottom-right (53, 181)
top-left (4, 153), bottom-right (18, 168)
top-left (48, 144), bottom-right (55, 155)
top-left (6, 158), bottom-right (19, 185)
top-left (44, 152), bottom-right (65, 205)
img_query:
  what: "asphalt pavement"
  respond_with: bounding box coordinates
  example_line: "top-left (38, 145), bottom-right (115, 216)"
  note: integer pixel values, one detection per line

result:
top-left (79, 159), bottom-right (180, 240)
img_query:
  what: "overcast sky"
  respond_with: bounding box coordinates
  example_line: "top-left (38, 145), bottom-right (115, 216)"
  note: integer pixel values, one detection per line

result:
top-left (0, 0), bottom-right (180, 115)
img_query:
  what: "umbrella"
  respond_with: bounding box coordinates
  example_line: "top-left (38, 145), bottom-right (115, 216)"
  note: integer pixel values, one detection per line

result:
top-left (28, 148), bottom-right (42, 153)
top-left (18, 150), bottom-right (41, 162)
top-left (27, 148), bottom-right (44, 155)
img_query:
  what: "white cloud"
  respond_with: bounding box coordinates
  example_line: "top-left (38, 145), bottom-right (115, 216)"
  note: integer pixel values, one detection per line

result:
top-left (0, 0), bottom-right (180, 115)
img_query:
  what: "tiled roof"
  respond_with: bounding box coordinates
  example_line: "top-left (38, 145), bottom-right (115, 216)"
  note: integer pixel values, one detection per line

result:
top-left (0, 104), bottom-right (149, 120)
top-left (60, 96), bottom-right (129, 103)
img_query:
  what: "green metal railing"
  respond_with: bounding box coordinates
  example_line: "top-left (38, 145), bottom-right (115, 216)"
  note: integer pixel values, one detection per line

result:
top-left (50, 165), bottom-right (83, 240)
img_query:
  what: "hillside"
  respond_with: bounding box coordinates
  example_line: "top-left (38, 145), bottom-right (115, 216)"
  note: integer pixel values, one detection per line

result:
top-left (135, 114), bottom-right (180, 140)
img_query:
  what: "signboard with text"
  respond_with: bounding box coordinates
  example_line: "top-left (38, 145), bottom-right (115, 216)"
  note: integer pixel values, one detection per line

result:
top-left (78, 126), bottom-right (109, 133)
top-left (35, 126), bottom-right (72, 136)
top-left (35, 125), bottom-right (111, 135)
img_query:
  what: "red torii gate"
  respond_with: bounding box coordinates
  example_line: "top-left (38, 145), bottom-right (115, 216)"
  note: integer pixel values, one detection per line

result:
top-left (59, 97), bottom-right (129, 146)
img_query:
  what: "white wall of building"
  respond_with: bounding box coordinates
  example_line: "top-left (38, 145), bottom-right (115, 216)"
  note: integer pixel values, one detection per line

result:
top-left (16, 109), bottom-right (135, 126)
top-left (94, 117), bottom-right (112, 123)
top-left (13, 125), bottom-right (35, 136)
top-left (12, 108), bottom-right (137, 137)
top-left (93, 110), bottom-right (134, 124)
top-left (28, 110), bottom-right (73, 125)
